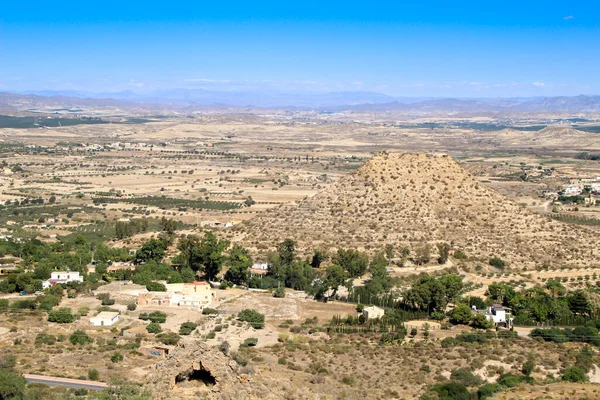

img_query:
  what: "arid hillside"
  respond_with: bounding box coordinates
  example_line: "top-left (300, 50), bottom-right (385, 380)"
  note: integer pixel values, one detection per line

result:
top-left (230, 152), bottom-right (599, 268)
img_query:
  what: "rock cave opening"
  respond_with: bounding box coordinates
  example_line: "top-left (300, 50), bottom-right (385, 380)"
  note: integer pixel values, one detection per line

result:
top-left (175, 366), bottom-right (217, 386)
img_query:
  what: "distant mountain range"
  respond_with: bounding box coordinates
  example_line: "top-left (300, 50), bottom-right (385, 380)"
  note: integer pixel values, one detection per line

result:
top-left (1, 90), bottom-right (600, 113)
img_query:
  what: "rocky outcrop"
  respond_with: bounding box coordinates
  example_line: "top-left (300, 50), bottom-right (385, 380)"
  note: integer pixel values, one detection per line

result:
top-left (144, 339), bottom-right (281, 400)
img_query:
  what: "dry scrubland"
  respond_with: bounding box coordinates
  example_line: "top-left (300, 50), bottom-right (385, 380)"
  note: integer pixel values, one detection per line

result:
top-left (1, 113), bottom-right (600, 399)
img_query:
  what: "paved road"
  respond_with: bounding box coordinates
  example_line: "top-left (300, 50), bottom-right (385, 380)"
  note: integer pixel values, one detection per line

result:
top-left (24, 374), bottom-right (108, 391)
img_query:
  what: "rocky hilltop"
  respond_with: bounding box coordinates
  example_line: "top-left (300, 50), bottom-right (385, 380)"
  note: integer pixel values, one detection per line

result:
top-left (230, 152), bottom-right (599, 268)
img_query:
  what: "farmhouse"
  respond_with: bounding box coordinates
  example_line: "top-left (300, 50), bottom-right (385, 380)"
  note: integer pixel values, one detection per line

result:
top-left (42, 270), bottom-right (84, 289)
top-left (473, 304), bottom-right (513, 327)
top-left (90, 311), bottom-right (120, 327)
top-left (137, 281), bottom-right (216, 309)
top-left (107, 262), bottom-right (136, 273)
top-left (362, 306), bottom-right (385, 320)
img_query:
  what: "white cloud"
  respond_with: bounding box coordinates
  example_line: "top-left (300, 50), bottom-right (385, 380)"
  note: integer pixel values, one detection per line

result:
top-left (563, 15), bottom-right (574, 20)
top-left (532, 82), bottom-right (547, 87)
top-left (185, 78), bottom-right (232, 83)
top-left (128, 79), bottom-right (145, 88)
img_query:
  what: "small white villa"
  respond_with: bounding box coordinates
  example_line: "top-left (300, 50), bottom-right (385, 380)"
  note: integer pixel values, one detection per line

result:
top-left (42, 270), bottom-right (84, 289)
top-left (90, 311), bottom-right (120, 327)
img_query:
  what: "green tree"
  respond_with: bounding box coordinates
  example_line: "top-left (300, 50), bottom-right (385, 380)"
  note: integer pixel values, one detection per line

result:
top-left (384, 243), bottom-right (394, 260)
top-left (224, 244), bottom-right (252, 285)
top-left (451, 304), bottom-right (473, 325)
top-left (437, 242), bottom-right (451, 264)
top-left (414, 244), bottom-right (432, 265)
top-left (136, 239), bottom-right (166, 263)
top-left (310, 248), bottom-right (328, 268)
top-left (568, 290), bottom-right (591, 316)
top-left (325, 264), bottom-right (348, 298)
top-left (159, 217), bottom-right (178, 234)
top-left (334, 248), bottom-right (369, 278)
top-left (277, 239), bottom-right (296, 266)
top-left (110, 352), bottom-right (124, 363)
top-left (181, 267), bottom-right (196, 283)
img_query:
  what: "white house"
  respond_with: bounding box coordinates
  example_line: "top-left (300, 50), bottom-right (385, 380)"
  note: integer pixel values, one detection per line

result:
top-left (563, 185), bottom-right (582, 196)
top-left (251, 263), bottom-right (269, 271)
top-left (90, 311), bottom-right (120, 327)
top-left (362, 306), bottom-right (385, 320)
top-left (42, 270), bottom-right (84, 289)
top-left (482, 304), bottom-right (513, 327)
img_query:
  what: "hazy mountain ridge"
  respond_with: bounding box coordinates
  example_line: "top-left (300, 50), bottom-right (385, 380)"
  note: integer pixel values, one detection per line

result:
top-left (2, 90), bottom-right (600, 113)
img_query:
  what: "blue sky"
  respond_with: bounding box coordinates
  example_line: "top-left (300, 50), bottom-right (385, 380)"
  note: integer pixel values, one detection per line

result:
top-left (1, 0), bottom-right (599, 97)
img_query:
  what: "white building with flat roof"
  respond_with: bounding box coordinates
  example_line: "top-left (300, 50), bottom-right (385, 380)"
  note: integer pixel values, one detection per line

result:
top-left (42, 270), bottom-right (84, 289)
top-left (90, 311), bottom-right (120, 326)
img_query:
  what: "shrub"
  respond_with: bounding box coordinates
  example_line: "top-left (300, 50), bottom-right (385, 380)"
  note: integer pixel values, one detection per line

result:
top-left (127, 303), bottom-right (137, 311)
top-left (521, 359), bottom-right (535, 376)
top-left (48, 308), bottom-right (75, 323)
top-left (489, 257), bottom-right (506, 269)
top-left (35, 334), bottom-right (57, 346)
top-left (38, 295), bottom-right (61, 311)
top-left (146, 282), bottom-right (167, 292)
top-left (157, 333), bottom-right (181, 345)
top-left (179, 322), bottom-right (198, 335)
top-left (430, 382), bottom-right (470, 400)
top-left (341, 376), bottom-right (354, 386)
top-left (471, 314), bottom-right (493, 330)
top-left (238, 309), bottom-right (265, 329)
top-left (273, 287), bottom-right (285, 298)
top-left (148, 311), bottom-right (167, 323)
top-left (219, 341), bottom-right (230, 355)
top-left (430, 311), bottom-right (446, 321)
top-left (88, 369), bottom-right (100, 381)
top-left (202, 308), bottom-right (219, 315)
top-left (110, 352), bottom-right (123, 363)
top-left (562, 366), bottom-right (588, 383)
top-left (146, 322), bottom-right (162, 334)
top-left (497, 373), bottom-right (521, 388)
top-left (241, 337), bottom-right (258, 347)
top-left (450, 368), bottom-right (481, 387)
top-left (69, 330), bottom-right (93, 345)
top-left (476, 383), bottom-right (503, 399)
